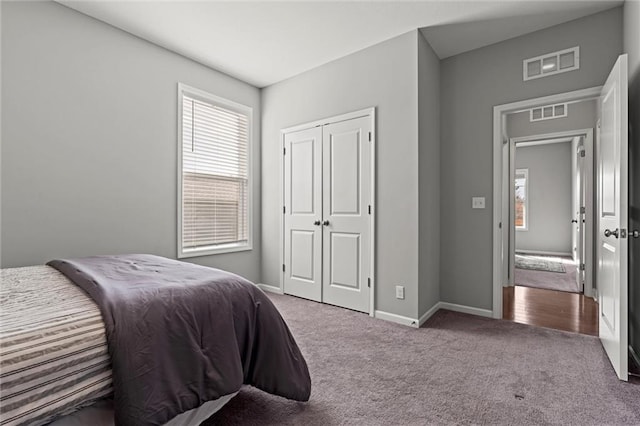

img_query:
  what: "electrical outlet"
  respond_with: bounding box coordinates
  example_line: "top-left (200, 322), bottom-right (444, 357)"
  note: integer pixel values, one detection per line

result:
top-left (395, 285), bottom-right (405, 300)
top-left (472, 197), bottom-right (485, 209)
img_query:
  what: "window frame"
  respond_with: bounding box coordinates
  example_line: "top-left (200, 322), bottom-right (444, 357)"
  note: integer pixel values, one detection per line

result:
top-left (514, 168), bottom-right (529, 232)
top-left (177, 83), bottom-right (253, 258)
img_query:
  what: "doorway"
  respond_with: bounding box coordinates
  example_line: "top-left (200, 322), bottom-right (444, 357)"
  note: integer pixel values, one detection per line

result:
top-left (501, 105), bottom-right (598, 337)
top-left (492, 53), bottom-right (629, 382)
top-left (492, 87), bottom-right (602, 316)
top-left (507, 129), bottom-right (594, 298)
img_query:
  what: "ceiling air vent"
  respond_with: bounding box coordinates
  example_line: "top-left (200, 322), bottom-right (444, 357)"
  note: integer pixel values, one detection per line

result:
top-left (530, 103), bottom-right (568, 122)
top-left (523, 47), bottom-right (579, 81)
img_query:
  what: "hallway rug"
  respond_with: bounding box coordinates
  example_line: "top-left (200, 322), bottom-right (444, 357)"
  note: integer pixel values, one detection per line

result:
top-left (515, 254), bottom-right (565, 273)
top-left (514, 255), bottom-right (580, 293)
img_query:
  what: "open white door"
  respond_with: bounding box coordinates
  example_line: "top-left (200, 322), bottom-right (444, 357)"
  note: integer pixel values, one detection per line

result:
top-left (283, 127), bottom-right (323, 302)
top-left (597, 54), bottom-right (628, 381)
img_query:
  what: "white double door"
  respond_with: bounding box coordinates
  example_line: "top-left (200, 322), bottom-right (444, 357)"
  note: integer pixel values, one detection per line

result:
top-left (283, 116), bottom-right (372, 313)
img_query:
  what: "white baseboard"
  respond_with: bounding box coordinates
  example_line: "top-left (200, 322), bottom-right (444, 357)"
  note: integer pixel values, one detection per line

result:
top-left (270, 289), bottom-right (492, 328)
top-left (515, 249), bottom-right (572, 257)
top-left (374, 310), bottom-right (419, 328)
top-left (418, 303), bottom-right (441, 327)
top-left (256, 283), bottom-right (284, 295)
top-left (375, 301), bottom-right (492, 328)
top-left (438, 302), bottom-right (494, 318)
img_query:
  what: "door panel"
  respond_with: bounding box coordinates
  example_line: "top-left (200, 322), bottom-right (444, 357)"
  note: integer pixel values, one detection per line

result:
top-left (600, 242), bottom-right (616, 330)
top-left (330, 131), bottom-right (361, 215)
top-left (284, 127), bottom-right (322, 302)
top-left (291, 139), bottom-right (316, 214)
top-left (330, 233), bottom-right (361, 289)
top-left (597, 54), bottom-right (628, 381)
top-left (322, 117), bottom-right (371, 313)
top-left (290, 230), bottom-right (315, 281)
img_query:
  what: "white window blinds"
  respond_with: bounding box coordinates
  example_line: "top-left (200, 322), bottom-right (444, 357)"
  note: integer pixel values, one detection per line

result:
top-left (179, 85), bottom-right (251, 257)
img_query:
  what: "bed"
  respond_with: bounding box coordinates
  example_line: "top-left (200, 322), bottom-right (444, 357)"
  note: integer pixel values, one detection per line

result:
top-left (0, 255), bottom-right (310, 426)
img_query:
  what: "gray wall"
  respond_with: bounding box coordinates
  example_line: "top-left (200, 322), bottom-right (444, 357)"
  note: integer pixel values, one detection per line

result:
top-left (261, 31), bottom-right (421, 318)
top-left (514, 143), bottom-right (572, 254)
top-left (440, 7), bottom-right (622, 310)
top-left (0, 1), bottom-right (262, 282)
top-left (418, 32), bottom-right (441, 317)
top-left (624, 0), bottom-right (640, 364)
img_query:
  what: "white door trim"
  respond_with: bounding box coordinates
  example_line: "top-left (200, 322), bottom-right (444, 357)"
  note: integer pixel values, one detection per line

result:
top-left (280, 108), bottom-right (375, 134)
top-left (492, 87), bottom-right (601, 318)
top-left (507, 129), bottom-right (594, 297)
top-left (280, 107), bottom-right (376, 317)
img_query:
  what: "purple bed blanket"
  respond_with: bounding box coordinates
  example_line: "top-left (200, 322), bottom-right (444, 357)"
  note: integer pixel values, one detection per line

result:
top-left (47, 254), bottom-right (310, 426)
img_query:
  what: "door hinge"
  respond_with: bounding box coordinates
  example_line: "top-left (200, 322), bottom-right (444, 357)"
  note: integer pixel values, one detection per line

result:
top-left (283, 147), bottom-right (286, 155)
top-left (282, 264), bottom-right (285, 272)
top-left (580, 206), bottom-right (586, 214)
top-left (499, 222), bottom-right (502, 229)
top-left (580, 263), bottom-right (585, 271)
top-left (368, 131), bottom-right (372, 142)
top-left (283, 206), bottom-right (286, 214)
top-left (367, 278), bottom-right (371, 288)
top-left (580, 150), bottom-right (586, 157)
top-left (368, 205), bottom-right (371, 215)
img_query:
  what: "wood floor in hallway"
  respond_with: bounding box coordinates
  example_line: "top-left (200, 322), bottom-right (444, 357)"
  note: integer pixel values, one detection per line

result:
top-left (503, 285), bottom-right (598, 336)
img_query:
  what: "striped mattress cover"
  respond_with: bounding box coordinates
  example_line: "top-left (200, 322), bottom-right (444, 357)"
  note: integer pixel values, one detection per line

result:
top-left (0, 266), bottom-right (113, 426)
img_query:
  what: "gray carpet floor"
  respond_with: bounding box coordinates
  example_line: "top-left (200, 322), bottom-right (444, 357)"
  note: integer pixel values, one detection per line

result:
top-left (515, 255), bottom-right (580, 293)
top-left (205, 293), bottom-right (640, 425)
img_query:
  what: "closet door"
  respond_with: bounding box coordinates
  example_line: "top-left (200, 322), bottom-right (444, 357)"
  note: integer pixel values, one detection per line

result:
top-left (321, 117), bottom-right (371, 313)
top-left (283, 127), bottom-right (323, 301)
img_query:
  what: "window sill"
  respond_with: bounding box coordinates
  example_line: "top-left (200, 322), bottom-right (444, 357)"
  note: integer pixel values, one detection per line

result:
top-left (178, 243), bottom-right (252, 258)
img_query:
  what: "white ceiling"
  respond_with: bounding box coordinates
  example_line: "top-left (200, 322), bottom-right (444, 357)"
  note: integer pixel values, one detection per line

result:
top-left (58, 0), bottom-right (622, 88)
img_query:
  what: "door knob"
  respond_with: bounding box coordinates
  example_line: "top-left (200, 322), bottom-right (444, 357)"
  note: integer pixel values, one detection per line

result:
top-left (632, 230), bottom-right (640, 238)
top-left (571, 219), bottom-right (578, 223)
top-left (604, 228), bottom-right (619, 238)
top-left (322, 220), bottom-right (330, 226)
top-left (313, 220), bottom-right (321, 226)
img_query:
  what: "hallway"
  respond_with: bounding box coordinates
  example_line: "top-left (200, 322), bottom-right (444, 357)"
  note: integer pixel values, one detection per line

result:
top-left (503, 285), bottom-right (598, 336)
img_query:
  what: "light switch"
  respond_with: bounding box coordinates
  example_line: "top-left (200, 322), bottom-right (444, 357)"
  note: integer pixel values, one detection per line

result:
top-left (472, 197), bottom-right (485, 209)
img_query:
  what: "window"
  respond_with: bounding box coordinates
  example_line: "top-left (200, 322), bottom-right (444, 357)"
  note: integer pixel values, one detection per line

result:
top-left (530, 103), bottom-right (568, 122)
top-left (523, 46), bottom-right (579, 81)
top-left (178, 84), bottom-right (252, 257)
top-left (515, 169), bottom-right (528, 231)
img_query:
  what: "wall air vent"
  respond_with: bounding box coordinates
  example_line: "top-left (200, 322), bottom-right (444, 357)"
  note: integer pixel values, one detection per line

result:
top-left (523, 46), bottom-right (579, 81)
top-left (530, 103), bottom-right (568, 122)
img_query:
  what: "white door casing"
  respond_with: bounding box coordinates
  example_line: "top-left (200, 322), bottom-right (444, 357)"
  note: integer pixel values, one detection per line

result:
top-left (509, 141), bottom-right (516, 286)
top-left (578, 142), bottom-right (586, 292)
top-left (574, 138), bottom-right (584, 291)
top-left (321, 117), bottom-right (372, 313)
top-left (582, 133), bottom-right (595, 299)
top-left (572, 137), bottom-right (580, 264)
top-left (283, 126), bottom-right (323, 302)
top-left (597, 54), bottom-right (628, 381)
